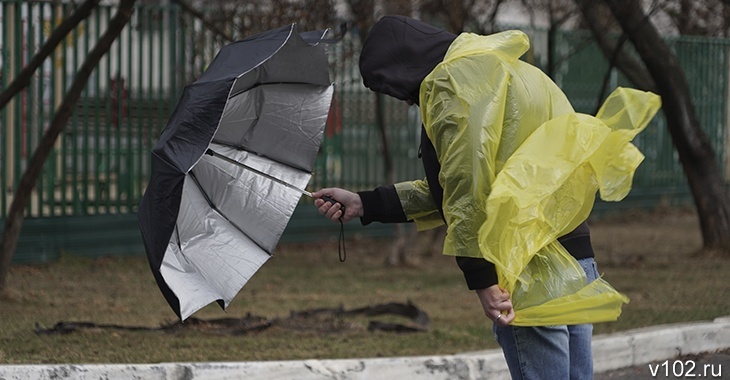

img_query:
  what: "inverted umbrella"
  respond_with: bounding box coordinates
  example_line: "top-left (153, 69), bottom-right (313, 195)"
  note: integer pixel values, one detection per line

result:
top-left (138, 24), bottom-right (334, 320)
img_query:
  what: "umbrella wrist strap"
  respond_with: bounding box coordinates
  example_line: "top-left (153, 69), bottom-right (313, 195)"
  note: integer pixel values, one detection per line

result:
top-left (337, 217), bottom-right (346, 262)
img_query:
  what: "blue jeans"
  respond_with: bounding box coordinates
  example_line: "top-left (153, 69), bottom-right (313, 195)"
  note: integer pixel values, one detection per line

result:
top-left (494, 257), bottom-right (599, 380)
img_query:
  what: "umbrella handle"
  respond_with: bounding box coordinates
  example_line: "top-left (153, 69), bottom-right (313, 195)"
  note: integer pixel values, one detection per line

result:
top-left (321, 195), bottom-right (346, 215)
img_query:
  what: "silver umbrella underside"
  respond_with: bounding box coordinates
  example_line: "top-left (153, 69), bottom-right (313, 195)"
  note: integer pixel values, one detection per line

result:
top-left (162, 82), bottom-right (333, 320)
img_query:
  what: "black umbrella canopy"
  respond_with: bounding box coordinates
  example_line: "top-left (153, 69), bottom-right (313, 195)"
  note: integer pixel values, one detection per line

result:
top-left (138, 24), bottom-right (334, 320)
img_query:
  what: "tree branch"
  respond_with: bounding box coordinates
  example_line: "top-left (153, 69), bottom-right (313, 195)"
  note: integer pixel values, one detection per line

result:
top-left (0, 0), bottom-right (100, 111)
top-left (574, 0), bottom-right (656, 93)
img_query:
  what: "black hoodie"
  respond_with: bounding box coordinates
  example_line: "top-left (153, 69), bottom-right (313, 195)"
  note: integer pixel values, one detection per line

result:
top-left (356, 16), bottom-right (594, 290)
top-left (359, 15), bottom-right (456, 104)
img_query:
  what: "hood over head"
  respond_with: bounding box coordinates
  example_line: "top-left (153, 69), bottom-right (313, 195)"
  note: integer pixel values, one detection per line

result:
top-left (359, 16), bottom-right (456, 104)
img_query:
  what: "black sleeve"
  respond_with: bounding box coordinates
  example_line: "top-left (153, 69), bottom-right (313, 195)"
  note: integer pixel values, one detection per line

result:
top-left (557, 221), bottom-right (595, 260)
top-left (357, 185), bottom-right (409, 225)
top-left (455, 221), bottom-right (595, 291)
top-left (456, 256), bottom-right (499, 290)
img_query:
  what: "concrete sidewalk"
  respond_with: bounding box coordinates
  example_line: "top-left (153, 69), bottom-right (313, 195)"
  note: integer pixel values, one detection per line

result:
top-left (1, 316), bottom-right (728, 380)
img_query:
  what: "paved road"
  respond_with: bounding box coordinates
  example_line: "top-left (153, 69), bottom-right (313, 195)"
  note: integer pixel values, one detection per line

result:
top-left (596, 349), bottom-right (730, 379)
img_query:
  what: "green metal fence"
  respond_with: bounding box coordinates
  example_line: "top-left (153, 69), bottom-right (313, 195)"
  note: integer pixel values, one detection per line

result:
top-left (1, 2), bottom-right (728, 263)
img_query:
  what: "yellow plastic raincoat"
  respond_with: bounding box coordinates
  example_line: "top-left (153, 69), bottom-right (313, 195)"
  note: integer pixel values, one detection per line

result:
top-left (397, 30), bottom-right (661, 326)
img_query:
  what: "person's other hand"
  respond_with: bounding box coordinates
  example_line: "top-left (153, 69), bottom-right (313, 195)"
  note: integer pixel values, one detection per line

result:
top-left (476, 285), bottom-right (515, 327)
top-left (312, 188), bottom-right (363, 223)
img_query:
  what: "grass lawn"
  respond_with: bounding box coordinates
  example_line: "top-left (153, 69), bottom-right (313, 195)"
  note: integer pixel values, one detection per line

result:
top-left (1, 208), bottom-right (728, 364)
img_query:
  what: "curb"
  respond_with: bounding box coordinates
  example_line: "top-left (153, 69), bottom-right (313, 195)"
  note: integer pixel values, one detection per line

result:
top-left (591, 315), bottom-right (730, 373)
top-left (1, 316), bottom-right (728, 380)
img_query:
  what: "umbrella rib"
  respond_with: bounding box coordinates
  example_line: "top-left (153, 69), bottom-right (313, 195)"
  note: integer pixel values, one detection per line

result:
top-left (228, 81), bottom-right (327, 99)
top-left (210, 140), bottom-right (314, 174)
top-left (174, 222), bottom-right (184, 258)
top-left (205, 148), bottom-right (313, 197)
top-left (187, 170), bottom-right (273, 256)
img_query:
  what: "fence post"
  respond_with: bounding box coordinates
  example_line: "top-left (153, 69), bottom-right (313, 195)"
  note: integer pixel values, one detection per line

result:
top-left (726, 43), bottom-right (730, 186)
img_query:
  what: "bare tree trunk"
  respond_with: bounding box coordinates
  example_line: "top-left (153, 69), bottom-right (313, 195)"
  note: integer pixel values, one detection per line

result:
top-left (574, 0), bottom-right (656, 93)
top-left (0, 0), bottom-right (100, 111)
top-left (347, 0), bottom-right (376, 42)
top-left (588, 0), bottom-right (730, 256)
top-left (373, 93), bottom-right (406, 266)
top-left (480, 0), bottom-right (506, 34)
top-left (372, 93), bottom-right (411, 266)
top-left (0, 0), bottom-right (138, 294)
top-left (345, 0), bottom-right (411, 266)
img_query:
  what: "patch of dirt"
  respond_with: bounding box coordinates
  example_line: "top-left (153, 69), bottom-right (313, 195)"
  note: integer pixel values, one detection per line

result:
top-left (0, 287), bottom-right (22, 302)
top-left (588, 206), bottom-right (703, 266)
top-left (33, 301), bottom-right (430, 336)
